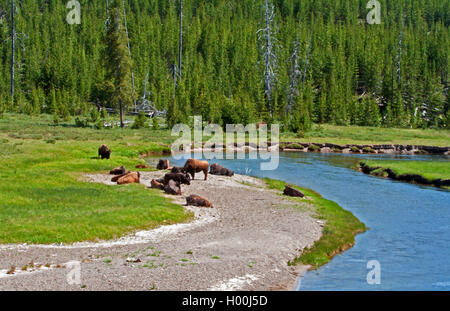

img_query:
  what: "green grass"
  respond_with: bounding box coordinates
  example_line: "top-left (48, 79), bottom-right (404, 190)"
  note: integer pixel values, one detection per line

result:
top-left (0, 114), bottom-right (191, 244)
top-left (264, 178), bottom-right (366, 269)
top-left (281, 124), bottom-right (450, 147)
top-left (361, 160), bottom-right (450, 181)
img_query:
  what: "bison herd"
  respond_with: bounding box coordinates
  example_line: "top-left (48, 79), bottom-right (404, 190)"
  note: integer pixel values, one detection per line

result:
top-left (100, 144), bottom-right (304, 210)
top-left (106, 151), bottom-right (235, 208)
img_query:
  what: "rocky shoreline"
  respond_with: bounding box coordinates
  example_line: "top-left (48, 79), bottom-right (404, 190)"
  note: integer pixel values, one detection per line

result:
top-left (187, 142), bottom-right (450, 155)
top-left (359, 162), bottom-right (450, 188)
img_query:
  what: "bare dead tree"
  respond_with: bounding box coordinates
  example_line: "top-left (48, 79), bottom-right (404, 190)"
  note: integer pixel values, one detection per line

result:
top-left (10, 0), bottom-right (15, 100)
top-left (286, 36), bottom-right (301, 115)
top-left (178, 0), bottom-right (183, 80)
top-left (105, 0), bottom-right (110, 28)
top-left (257, 0), bottom-right (278, 117)
top-left (122, 0), bottom-right (137, 112)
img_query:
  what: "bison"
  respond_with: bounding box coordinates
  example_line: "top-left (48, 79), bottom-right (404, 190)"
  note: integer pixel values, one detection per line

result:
top-left (163, 173), bottom-right (191, 185)
top-left (283, 185), bottom-right (304, 198)
top-left (117, 172), bottom-right (141, 185)
top-left (170, 166), bottom-right (185, 174)
top-left (135, 164), bottom-right (148, 169)
top-left (209, 163), bottom-right (234, 177)
top-left (156, 159), bottom-right (169, 170)
top-left (98, 144), bottom-right (111, 159)
top-left (110, 166), bottom-right (126, 175)
top-left (111, 172), bottom-right (130, 182)
top-left (183, 159), bottom-right (209, 180)
top-left (186, 195), bottom-right (213, 208)
top-left (164, 180), bottom-right (182, 195)
top-left (150, 179), bottom-right (164, 190)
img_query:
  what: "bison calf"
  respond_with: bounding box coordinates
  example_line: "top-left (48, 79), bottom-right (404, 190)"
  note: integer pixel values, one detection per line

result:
top-left (186, 195), bottom-right (213, 208)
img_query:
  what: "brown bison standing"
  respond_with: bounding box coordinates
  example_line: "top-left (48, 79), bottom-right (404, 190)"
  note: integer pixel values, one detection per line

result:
top-left (98, 144), bottom-right (111, 159)
top-left (183, 159), bottom-right (209, 180)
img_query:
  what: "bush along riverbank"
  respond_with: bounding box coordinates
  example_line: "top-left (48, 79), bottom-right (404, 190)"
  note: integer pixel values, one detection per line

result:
top-left (359, 161), bottom-right (450, 189)
top-left (264, 179), bottom-right (367, 269)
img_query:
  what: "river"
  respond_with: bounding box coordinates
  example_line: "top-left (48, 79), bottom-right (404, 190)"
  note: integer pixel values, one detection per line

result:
top-left (159, 152), bottom-right (450, 291)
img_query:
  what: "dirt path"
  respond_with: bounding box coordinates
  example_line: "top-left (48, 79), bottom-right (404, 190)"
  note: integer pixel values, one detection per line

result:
top-left (0, 172), bottom-right (322, 291)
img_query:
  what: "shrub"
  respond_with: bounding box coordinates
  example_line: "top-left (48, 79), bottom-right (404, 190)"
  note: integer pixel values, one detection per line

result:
top-left (285, 143), bottom-right (305, 149)
top-left (75, 117), bottom-right (89, 128)
top-left (308, 144), bottom-right (321, 151)
top-left (351, 146), bottom-right (360, 153)
top-left (132, 112), bottom-right (148, 129)
top-left (94, 120), bottom-right (105, 130)
top-left (362, 147), bottom-right (376, 153)
top-left (152, 117), bottom-right (160, 130)
top-left (90, 108), bottom-right (100, 123)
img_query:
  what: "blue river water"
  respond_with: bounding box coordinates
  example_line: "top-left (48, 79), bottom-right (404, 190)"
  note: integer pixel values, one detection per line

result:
top-left (162, 152), bottom-right (450, 291)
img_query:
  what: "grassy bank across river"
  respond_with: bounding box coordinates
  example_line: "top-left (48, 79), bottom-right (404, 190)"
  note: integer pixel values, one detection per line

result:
top-left (359, 160), bottom-right (450, 189)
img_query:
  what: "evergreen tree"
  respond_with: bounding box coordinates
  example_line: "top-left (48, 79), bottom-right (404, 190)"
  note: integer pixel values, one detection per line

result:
top-left (105, 0), bottom-right (134, 128)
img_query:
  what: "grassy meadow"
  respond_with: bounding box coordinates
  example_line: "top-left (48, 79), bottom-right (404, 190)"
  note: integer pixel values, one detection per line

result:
top-left (0, 113), bottom-right (447, 245)
top-left (0, 114), bottom-right (191, 244)
top-left (281, 125), bottom-right (450, 147)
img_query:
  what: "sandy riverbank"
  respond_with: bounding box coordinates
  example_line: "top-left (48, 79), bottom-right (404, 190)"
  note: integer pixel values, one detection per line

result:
top-left (0, 171), bottom-right (322, 291)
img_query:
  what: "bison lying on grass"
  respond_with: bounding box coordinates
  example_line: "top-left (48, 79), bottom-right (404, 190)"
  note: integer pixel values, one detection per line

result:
top-left (117, 172), bottom-right (141, 185)
top-left (111, 171), bottom-right (140, 185)
top-left (209, 163), bottom-right (234, 177)
top-left (186, 195), bottom-right (212, 208)
top-left (283, 185), bottom-right (304, 198)
top-left (184, 159), bottom-right (209, 180)
top-left (98, 144), bottom-right (111, 159)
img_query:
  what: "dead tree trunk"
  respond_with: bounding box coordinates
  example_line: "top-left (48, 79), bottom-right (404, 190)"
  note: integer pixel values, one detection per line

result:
top-left (10, 0), bottom-right (15, 100)
top-left (257, 0), bottom-right (278, 118)
top-left (178, 0), bottom-right (183, 80)
top-left (122, 0), bottom-right (136, 112)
